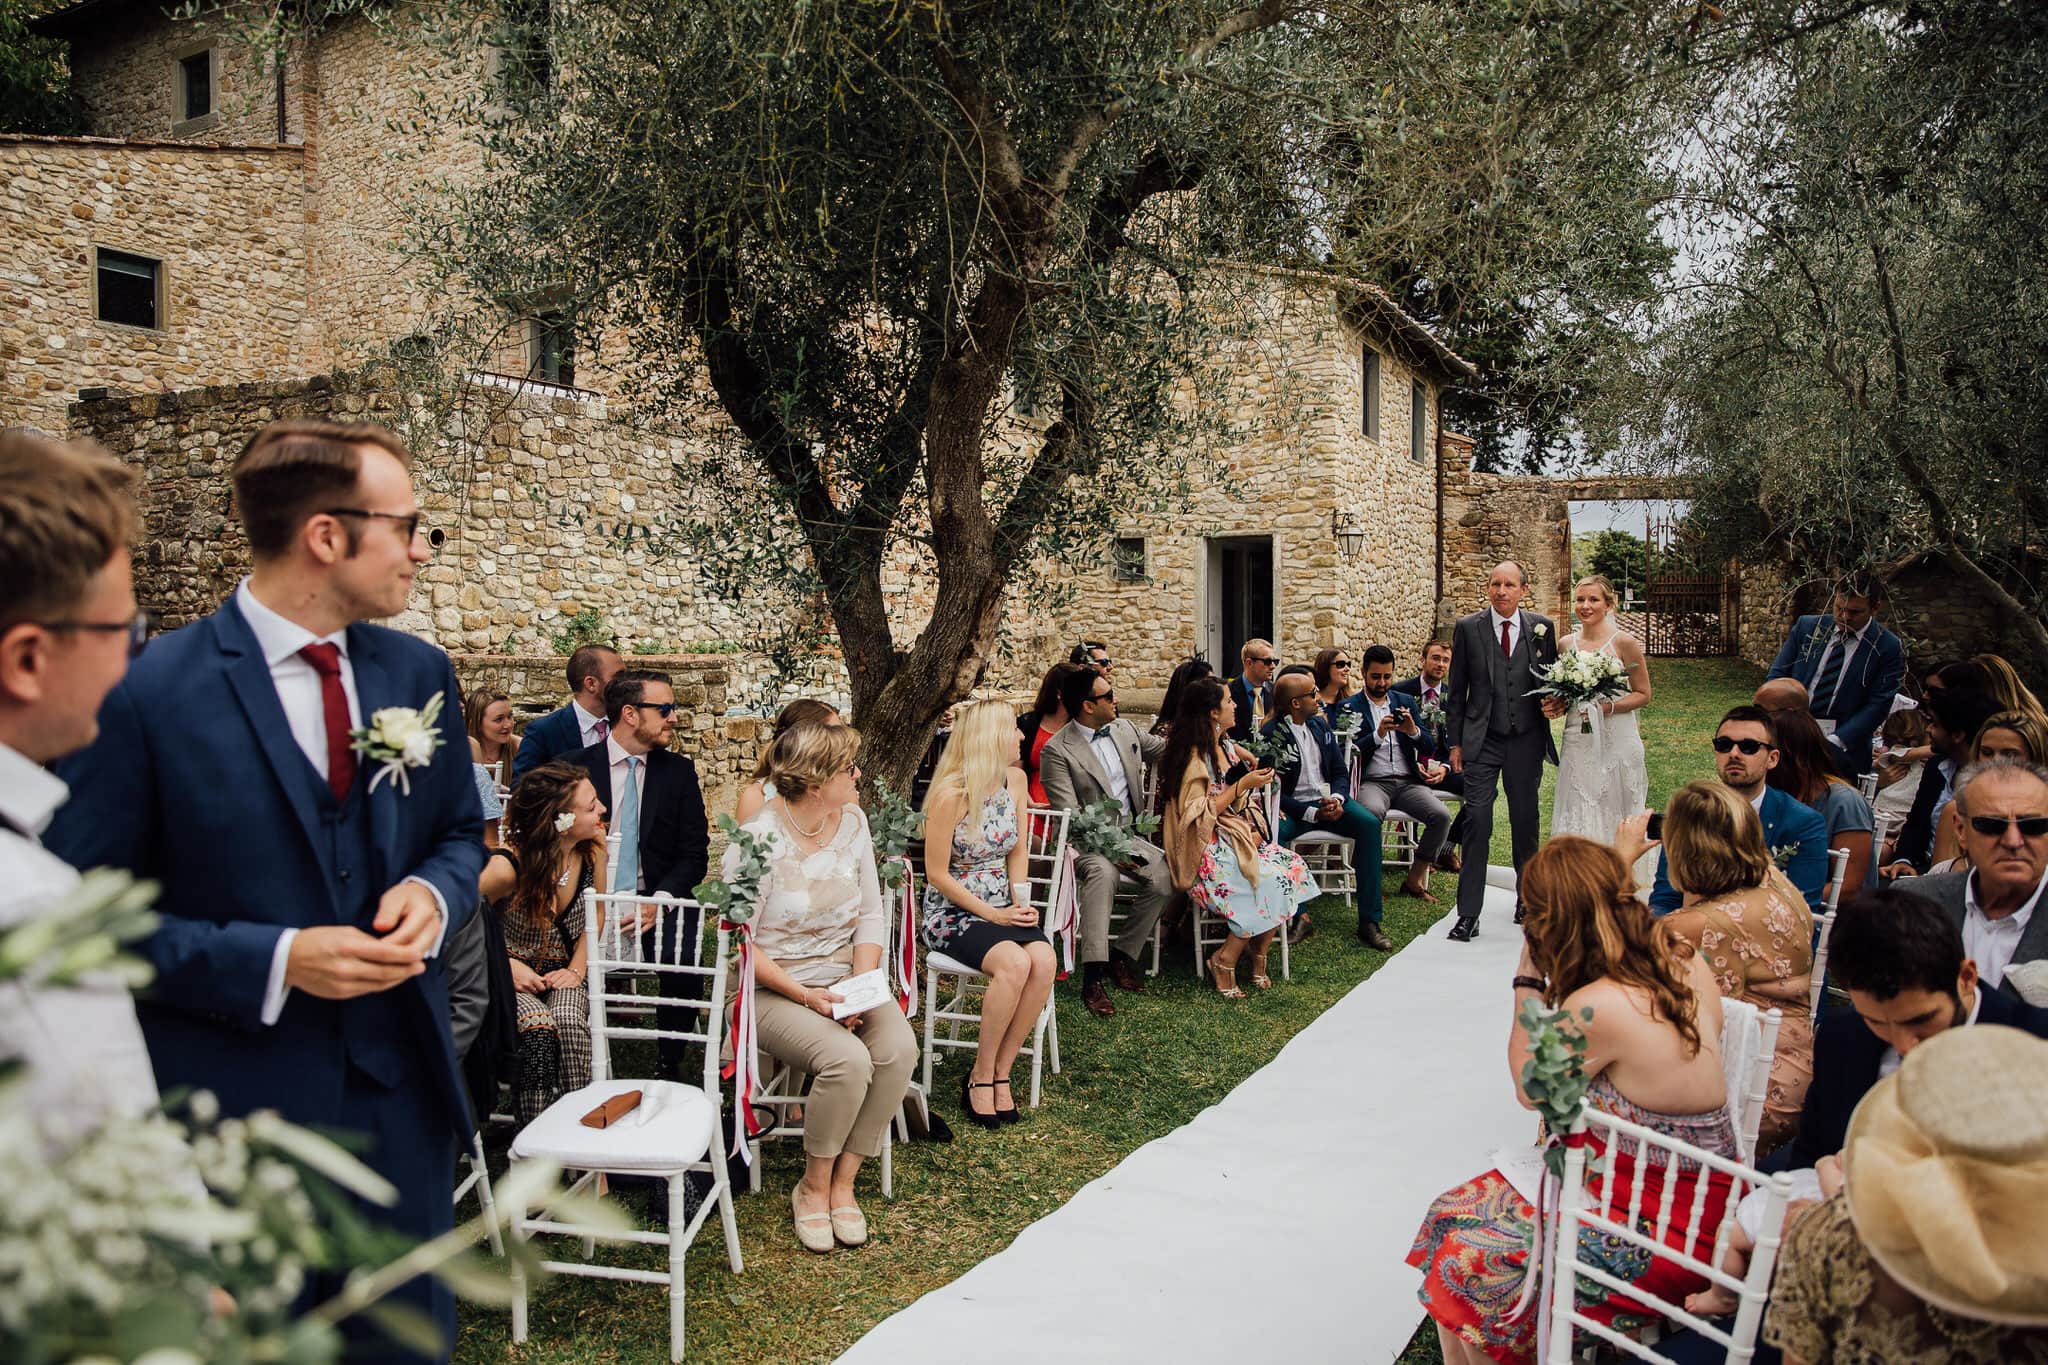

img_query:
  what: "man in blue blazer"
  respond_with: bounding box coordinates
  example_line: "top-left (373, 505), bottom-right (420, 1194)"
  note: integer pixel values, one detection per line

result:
top-left (1226, 637), bottom-right (1277, 741)
top-left (48, 421), bottom-right (484, 1363)
top-left (1648, 706), bottom-right (1830, 915)
top-left (1262, 673), bottom-right (1389, 948)
top-left (1763, 575), bottom-right (1904, 778)
top-left (509, 641), bottom-right (621, 783)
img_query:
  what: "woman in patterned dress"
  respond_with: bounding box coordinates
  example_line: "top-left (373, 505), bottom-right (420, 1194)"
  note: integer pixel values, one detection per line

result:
top-left (1157, 677), bottom-right (1315, 997)
top-left (1660, 778), bottom-right (1815, 1151)
top-left (1409, 831), bottom-right (1739, 1365)
top-left (922, 699), bottom-right (1054, 1126)
top-left (474, 760), bottom-right (609, 1124)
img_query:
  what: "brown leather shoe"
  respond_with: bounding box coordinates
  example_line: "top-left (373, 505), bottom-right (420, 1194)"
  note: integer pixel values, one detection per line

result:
top-left (1356, 922), bottom-right (1395, 951)
top-left (1109, 955), bottom-right (1146, 993)
top-left (1434, 850), bottom-right (1463, 874)
top-left (1081, 980), bottom-right (1117, 1017)
top-left (1398, 874), bottom-right (1439, 904)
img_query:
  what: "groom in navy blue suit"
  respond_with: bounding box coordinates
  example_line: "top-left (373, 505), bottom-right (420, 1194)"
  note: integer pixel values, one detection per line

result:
top-left (49, 420), bottom-right (483, 1362)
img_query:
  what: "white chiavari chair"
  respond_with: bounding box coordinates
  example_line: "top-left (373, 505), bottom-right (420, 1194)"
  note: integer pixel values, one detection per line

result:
top-left (1715, 998), bottom-right (1782, 1166)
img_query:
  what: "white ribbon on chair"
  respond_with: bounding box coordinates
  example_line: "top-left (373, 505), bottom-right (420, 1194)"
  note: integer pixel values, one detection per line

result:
top-left (891, 856), bottom-right (919, 1019)
top-left (1052, 846), bottom-right (1081, 971)
top-left (720, 920), bottom-right (763, 1165)
top-left (1506, 1141), bottom-right (1564, 1364)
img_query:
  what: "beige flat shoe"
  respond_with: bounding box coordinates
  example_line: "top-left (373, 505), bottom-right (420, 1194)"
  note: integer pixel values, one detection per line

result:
top-left (791, 1184), bottom-right (835, 1253)
top-left (830, 1204), bottom-right (868, 1247)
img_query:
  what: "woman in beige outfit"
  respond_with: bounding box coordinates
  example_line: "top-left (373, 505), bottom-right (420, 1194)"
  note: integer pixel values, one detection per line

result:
top-left (729, 721), bottom-right (917, 1253)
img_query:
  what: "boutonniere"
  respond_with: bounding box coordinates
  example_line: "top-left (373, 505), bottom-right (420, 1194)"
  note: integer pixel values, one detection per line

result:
top-left (1769, 840), bottom-right (1800, 870)
top-left (1531, 623), bottom-right (1550, 640)
top-left (350, 691), bottom-right (447, 795)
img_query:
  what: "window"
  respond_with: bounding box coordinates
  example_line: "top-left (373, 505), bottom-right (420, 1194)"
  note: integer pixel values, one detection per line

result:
top-left (1362, 348), bottom-right (1380, 439)
top-left (1411, 378), bottom-right (1429, 463)
top-left (1111, 536), bottom-right (1148, 582)
top-left (94, 248), bottom-right (162, 330)
top-left (530, 313), bottom-right (575, 387)
top-left (173, 47), bottom-right (216, 133)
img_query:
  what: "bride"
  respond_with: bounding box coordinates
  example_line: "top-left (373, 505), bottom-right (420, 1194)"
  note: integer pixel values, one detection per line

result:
top-left (1552, 575), bottom-right (1654, 877)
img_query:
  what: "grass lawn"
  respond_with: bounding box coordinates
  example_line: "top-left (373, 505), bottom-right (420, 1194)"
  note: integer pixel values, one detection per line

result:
top-left (458, 657), bottom-right (1761, 1365)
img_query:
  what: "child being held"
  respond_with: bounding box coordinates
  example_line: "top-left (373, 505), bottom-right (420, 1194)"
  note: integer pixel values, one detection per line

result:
top-left (1683, 1158), bottom-right (1835, 1317)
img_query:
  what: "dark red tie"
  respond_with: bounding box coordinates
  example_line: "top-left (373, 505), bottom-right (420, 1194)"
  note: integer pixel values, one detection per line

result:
top-left (1501, 620), bottom-right (1513, 658)
top-left (299, 642), bottom-right (357, 802)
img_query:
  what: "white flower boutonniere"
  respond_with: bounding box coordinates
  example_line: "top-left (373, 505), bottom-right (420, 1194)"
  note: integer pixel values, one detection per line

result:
top-left (350, 691), bottom-right (447, 795)
top-left (1769, 840), bottom-right (1800, 870)
top-left (1532, 623), bottom-right (1550, 640)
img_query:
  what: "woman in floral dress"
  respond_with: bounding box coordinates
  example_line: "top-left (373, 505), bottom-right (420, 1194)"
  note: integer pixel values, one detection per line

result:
top-left (923, 700), bottom-right (1053, 1126)
top-left (1158, 677), bottom-right (1315, 997)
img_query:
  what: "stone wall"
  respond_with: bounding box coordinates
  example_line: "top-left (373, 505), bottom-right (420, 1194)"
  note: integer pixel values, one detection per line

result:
top-left (0, 136), bottom-right (310, 433)
top-left (67, 13), bottom-right (301, 146)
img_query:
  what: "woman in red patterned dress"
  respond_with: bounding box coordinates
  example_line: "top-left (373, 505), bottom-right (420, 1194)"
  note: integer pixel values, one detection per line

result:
top-left (1408, 828), bottom-right (1741, 1364)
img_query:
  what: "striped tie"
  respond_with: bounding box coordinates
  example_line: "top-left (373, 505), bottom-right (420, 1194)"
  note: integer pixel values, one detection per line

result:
top-left (1811, 630), bottom-right (1850, 715)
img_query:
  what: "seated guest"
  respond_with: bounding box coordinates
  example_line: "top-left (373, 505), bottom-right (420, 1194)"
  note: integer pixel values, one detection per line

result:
top-left (1160, 677), bottom-right (1312, 995)
top-left (1658, 780), bottom-right (1815, 1150)
top-left (1311, 646), bottom-right (1355, 713)
top-left (1263, 672), bottom-right (1391, 948)
top-left (1018, 664), bottom-right (1084, 802)
top-left (1410, 833), bottom-right (1738, 1365)
top-left (466, 685), bottom-right (518, 842)
top-left (1150, 656), bottom-right (1215, 739)
top-left (737, 697), bottom-right (844, 823)
top-left (510, 642), bottom-right (621, 782)
top-left (733, 722), bottom-right (917, 1252)
top-left (1872, 707), bottom-right (1930, 830)
top-left (1764, 1025), bottom-right (2048, 1364)
top-left (1753, 676), bottom-right (1810, 714)
top-left (1345, 645), bottom-right (1454, 904)
top-left (1397, 637), bottom-right (1463, 873)
top-left (1897, 755), bottom-right (2048, 996)
top-left (1973, 650), bottom-right (2047, 723)
top-left (1766, 705), bottom-right (1878, 899)
top-left (1650, 706), bottom-right (1830, 916)
top-left (1926, 709), bottom-right (2048, 871)
top-left (477, 762), bottom-right (606, 1124)
top-left (1226, 637), bottom-right (1277, 740)
top-left (1884, 687), bottom-right (2002, 876)
top-left (1039, 665), bottom-right (1172, 1017)
top-left (1067, 639), bottom-right (1112, 679)
top-left (919, 699), bottom-right (1053, 1127)
top-left (1763, 573), bottom-right (1905, 777)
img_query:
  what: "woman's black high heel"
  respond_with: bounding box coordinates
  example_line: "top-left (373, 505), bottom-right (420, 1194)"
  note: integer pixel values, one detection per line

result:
top-left (960, 1072), bottom-right (1002, 1129)
top-left (991, 1076), bottom-right (1021, 1124)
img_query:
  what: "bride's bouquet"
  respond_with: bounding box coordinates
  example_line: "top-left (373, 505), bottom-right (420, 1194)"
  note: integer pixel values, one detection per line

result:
top-left (1529, 650), bottom-right (1632, 734)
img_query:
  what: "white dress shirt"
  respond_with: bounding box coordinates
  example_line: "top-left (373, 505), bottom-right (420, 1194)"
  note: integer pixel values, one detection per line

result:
top-left (1360, 695), bottom-right (1407, 780)
top-left (236, 581), bottom-right (447, 1025)
top-left (1287, 719), bottom-right (1331, 815)
top-left (1963, 866), bottom-right (2046, 991)
top-left (1879, 988), bottom-right (1982, 1079)
top-left (1086, 723), bottom-right (1131, 813)
top-left (606, 734), bottom-right (651, 891)
top-left (0, 741), bottom-right (168, 1148)
top-left (1489, 608), bottom-right (1521, 656)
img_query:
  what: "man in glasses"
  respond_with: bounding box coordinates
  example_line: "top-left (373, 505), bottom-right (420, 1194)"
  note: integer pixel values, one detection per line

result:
top-left (1069, 639), bottom-right (1114, 680)
top-left (1227, 638), bottom-right (1278, 741)
top-left (1648, 705), bottom-right (1830, 916)
top-left (1897, 755), bottom-right (2048, 997)
top-left (48, 418), bottom-right (482, 1363)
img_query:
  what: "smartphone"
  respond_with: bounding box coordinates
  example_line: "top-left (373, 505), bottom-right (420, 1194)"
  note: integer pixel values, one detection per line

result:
top-left (1645, 811), bottom-right (1665, 840)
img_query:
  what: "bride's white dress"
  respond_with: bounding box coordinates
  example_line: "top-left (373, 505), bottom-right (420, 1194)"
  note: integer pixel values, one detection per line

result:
top-left (1551, 633), bottom-right (1651, 879)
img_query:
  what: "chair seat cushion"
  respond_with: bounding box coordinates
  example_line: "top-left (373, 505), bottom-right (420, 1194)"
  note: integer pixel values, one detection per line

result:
top-left (510, 1079), bottom-right (717, 1172)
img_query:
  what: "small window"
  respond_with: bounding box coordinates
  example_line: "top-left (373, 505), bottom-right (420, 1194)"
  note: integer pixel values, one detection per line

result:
top-left (94, 248), bottom-right (162, 329)
top-left (1362, 348), bottom-right (1380, 439)
top-left (172, 48), bottom-right (216, 132)
top-left (1411, 378), bottom-right (1428, 463)
top-left (1111, 536), bottom-right (1148, 583)
top-left (530, 313), bottom-right (575, 387)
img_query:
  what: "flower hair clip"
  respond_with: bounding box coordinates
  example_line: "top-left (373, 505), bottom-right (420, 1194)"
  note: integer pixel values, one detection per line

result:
top-left (555, 812), bottom-right (577, 834)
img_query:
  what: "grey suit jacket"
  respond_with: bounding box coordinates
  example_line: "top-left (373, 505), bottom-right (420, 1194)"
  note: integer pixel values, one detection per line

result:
top-left (1896, 868), bottom-right (2048, 998)
top-left (1443, 607), bottom-right (1561, 763)
top-left (1040, 718), bottom-right (1164, 827)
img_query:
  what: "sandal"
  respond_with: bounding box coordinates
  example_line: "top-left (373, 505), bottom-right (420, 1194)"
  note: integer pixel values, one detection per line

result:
top-left (960, 1073), bottom-right (1002, 1130)
top-left (1209, 957), bottom-right (1246, 999)
top-left (791, 1184), bottom-right (835, 1253)
top-left (1249, 953), bottom-right (1273, 990)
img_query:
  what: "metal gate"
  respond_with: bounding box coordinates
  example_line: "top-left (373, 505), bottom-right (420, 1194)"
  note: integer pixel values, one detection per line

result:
top-left (1641, 511), bottom-right (1737, 656)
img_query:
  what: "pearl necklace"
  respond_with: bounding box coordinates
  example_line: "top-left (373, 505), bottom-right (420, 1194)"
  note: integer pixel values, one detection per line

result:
top-left (784, 803), bottom-right (830, 841)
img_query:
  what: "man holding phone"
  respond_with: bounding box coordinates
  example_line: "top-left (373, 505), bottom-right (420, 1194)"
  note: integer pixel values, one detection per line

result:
top-left (1345, 645), bottom-right (1455, 903)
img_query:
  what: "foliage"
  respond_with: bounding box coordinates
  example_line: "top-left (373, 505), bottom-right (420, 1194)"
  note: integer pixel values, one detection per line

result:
top-left (1236, 728), bottom-right (1297, 773)
top-left (1572, 529), bottom-right (1649, 596)
top-left (546, 610), bottom-right (610, 657)
top-left (866, 777), bottom-right (925, 894)
top-left (1517, 997), bottom-right (1596, 1180)
top-left (1066, 797), bottom-right (1161, 865)
top-left (691, 814), bottom-right (777, 923)
top-left (0, 0), bottom-right (84, 135)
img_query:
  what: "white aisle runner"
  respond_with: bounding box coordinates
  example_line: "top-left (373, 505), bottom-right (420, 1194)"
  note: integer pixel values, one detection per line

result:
top-left (839, 880), bottom-right (1532, 1364)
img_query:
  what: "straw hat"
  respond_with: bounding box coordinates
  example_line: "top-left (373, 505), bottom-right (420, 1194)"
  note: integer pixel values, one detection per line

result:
top-left (1843, 1024), bottom-right (2048, 1325)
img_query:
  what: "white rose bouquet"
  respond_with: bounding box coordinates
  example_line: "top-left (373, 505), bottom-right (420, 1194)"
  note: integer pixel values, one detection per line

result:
top-left (350, 691), bottom-right (447, 795)
top-left (1528, 651), bottom-right (1632, 734)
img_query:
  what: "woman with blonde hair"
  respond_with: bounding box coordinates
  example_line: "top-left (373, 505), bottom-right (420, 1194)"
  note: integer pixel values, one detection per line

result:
top-left (1971, 652), bottom-right (2046, 723)
top-left (1661, 778), bottom-right (1815, 1150)
top-left (733, 696), bottom-right (843, 823)
top-left (1550, 574), bottom-right (1654, 880)
top-left (1410, 829), bottom-right (1737, 1364)
top-left (733, 721), bottom-right (917, 1252)
top-left (465, 685), bottom-right (519, 840)
top-left (920, 699), bottom-right (1051, 1127)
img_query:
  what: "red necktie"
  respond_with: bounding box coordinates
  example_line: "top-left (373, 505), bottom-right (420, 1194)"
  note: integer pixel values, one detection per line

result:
top-left (1501, 620), bottom-right (1513, 658)
top-left (299, 642), bottom-right (357, 802)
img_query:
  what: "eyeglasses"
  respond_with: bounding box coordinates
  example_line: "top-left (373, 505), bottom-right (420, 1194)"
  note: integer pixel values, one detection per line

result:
top-left (322, 507), bottom-right (439, 546)
top-left (1712, 736), bottom-right (1773, 755)
top-left (39, 609), bottom-right (150, 657)
top-left (1968, 815), bottom-right (2048, 839)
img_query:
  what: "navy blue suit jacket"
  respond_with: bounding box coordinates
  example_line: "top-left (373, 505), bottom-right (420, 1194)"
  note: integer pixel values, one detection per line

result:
top-left (1259, 713), bottom-right (1350, 820)
top-left (1648, 785), bottom-right (1831, 915)
top-left (510, 700), bottom-right (595, 783)
top-left (1765, 616), bottom-right (1905, 772)
top-left (1336, 689), bottom-right (1432, 781)
top-left (46, 596), bottom-right (485, 1143)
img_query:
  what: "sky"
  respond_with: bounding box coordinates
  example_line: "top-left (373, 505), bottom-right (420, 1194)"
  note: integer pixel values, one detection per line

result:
top-left (1568, 498), bottom-right (1690, 537)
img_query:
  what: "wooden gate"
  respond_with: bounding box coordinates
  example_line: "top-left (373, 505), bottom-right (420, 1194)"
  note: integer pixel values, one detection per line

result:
top-left (1642, 512), bottom-right (1737, 656)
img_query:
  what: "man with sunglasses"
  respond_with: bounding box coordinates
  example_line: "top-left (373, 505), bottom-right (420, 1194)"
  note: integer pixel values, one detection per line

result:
top-left (1897, 755), bottom-right (2048, 997)
top-left (1227, 638), bottom-right (1278, 741)
top-left (1648, 705), bottom-right (1830, 916)
top-left (575, 667), bottom-right (710, 1076)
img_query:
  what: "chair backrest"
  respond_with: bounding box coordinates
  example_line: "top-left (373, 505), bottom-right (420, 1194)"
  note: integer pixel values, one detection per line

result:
top-left (1856, 771), bottom-right (1878, 801)
top-left (1822, 844), bottom-right (1851, 913)
top-left (1547, 1102), bottom-right (1794, 1364)
top-left (1809, 910), bottom-right (1838, 1014)
top-left (1021, 807), bottom-right (1072, 937)
top-left (483, 759), bottom-right (503, 789)
top-left (1716, 998), bottom-right (1782, 1165)
top-left (604, 830), bottom-right (624, 889)
top-left (582, 889), bottom-right (727, 1095)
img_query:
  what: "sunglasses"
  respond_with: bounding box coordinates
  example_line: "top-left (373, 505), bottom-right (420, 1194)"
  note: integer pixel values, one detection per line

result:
top-left (1333, 660), bottom-right (1353, 668)
top-left (1712, 736), bottom-right (1773, 755)
top-left (1247, 656), bottom-right (1277, 666)
top-left (631, 701), bottom-right (677, 717)
top-left (1968, 815), bottom-right (2048, 839)
top-left (38, 609), bottom-right (151, 658)
top-left (1094, 690), bottom-right (1116, 703)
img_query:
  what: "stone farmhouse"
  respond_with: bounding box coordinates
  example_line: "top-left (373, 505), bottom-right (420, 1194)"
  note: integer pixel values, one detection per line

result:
top-left (6, 0), bottom-right (1548, 737)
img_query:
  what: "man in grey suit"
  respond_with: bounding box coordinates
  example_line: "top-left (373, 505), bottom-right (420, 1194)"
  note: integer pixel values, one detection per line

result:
top-left (1442, 562), bottom-right (1562, 941)
top-left (1896, 755), bottom-right (2048, 997)
top-left (1039, 666), bottom-right (1171, 1017)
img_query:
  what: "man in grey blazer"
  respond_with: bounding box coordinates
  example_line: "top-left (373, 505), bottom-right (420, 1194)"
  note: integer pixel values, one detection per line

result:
top-left (1040, 666), bottom-right (1171, 1017)
top-left (1442, 562), bottom-right (1562, 941)
top-left (1896, 755), bottom-right (2048, 997)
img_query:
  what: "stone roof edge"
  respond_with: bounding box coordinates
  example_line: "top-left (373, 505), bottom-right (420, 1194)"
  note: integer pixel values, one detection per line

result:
top-left (1208, 259), bottom-right (1478, 385)
top-left (0, 132), bottom-right (304, 155)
